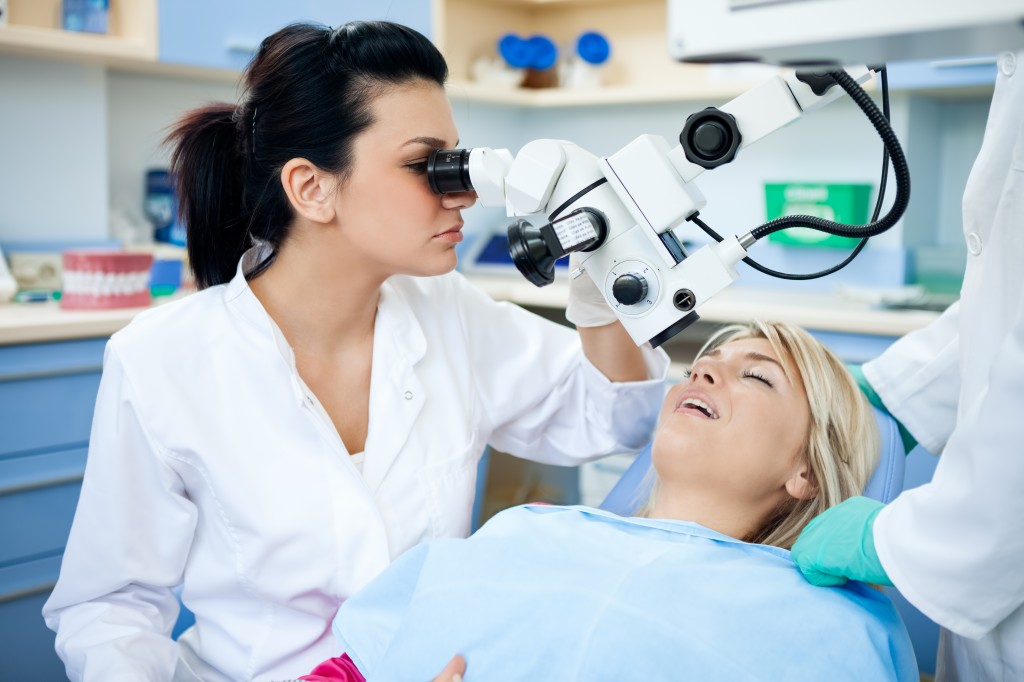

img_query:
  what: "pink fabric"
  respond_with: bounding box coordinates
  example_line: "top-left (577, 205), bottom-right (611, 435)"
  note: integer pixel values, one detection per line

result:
top-left (299, 653), bottom-right (365, 682)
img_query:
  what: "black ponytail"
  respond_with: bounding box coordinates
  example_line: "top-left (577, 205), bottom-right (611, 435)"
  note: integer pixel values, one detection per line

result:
top-left (166, 105), bottom-right (247, 289)
top-left (165, 21), bottom-right (448, 290)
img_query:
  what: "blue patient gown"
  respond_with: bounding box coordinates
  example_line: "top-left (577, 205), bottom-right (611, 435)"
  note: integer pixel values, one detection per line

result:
top-left (333, 505), bottom-right (917, 681)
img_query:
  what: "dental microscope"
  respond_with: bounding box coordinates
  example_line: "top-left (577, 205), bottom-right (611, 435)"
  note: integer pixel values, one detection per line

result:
top-left (426, 66), bottom-right (909, 348)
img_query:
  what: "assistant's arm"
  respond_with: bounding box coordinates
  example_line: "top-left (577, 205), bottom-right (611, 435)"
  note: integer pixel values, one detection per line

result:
top-left (863, 300), bottom-right (961, 454)
top-left (42, 343), bottom-right (197, 681)
top-left (873, 292), bottom-right (1024, 638)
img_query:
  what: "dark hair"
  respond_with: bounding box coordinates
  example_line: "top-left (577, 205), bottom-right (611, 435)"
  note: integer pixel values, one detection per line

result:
top-left (166, 21), bottom-right (448, 288)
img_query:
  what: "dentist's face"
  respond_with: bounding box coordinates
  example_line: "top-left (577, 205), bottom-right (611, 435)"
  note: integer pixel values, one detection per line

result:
top-left (333, 79), bottom-right (476, 278)
top-left (652, 338), bottom-right (812, 510)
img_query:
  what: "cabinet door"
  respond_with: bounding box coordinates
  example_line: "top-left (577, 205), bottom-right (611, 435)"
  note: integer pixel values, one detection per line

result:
top-left (887, 57), bottom-right (998, 90)
top-left (159, 0), bottom-right (432, 72)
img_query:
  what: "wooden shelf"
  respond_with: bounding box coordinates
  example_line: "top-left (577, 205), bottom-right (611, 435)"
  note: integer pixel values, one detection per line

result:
top-left (0, 0), bottom-right (156, 67)
top-left (446, 77), bottom-right (764, 107)
top-left (434, 0), bottom-right (782, 108)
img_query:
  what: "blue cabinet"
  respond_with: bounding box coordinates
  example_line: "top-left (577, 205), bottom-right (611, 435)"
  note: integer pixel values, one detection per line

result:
top-left (159, 0), bottom-right (432, 72)
top-left (0, 338), bottom-right (105, 680)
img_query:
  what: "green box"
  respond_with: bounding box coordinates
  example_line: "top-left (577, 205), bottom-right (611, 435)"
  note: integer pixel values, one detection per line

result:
top-left (764, 183), bottom-right (873, 248)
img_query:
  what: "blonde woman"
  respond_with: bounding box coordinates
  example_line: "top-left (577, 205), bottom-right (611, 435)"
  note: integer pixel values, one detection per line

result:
top-left (302, 321), bottom-right (917, 681)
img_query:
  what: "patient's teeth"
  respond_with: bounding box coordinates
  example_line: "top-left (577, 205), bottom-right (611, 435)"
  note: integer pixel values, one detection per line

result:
top-left (681, 398), bottom-right (718, 419)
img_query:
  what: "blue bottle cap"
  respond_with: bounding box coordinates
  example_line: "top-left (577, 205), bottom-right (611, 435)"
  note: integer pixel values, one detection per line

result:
top-left (526, 34), bottom-right (558, 70)
top-left (576, 31), bottom-right (610, 65)
top-left (498, 34), bottom-right (531, 69)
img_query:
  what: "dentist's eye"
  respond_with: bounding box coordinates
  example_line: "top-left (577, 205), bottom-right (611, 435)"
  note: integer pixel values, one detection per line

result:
top-left (406, 160), bottom-right (428, 174)
top-left (743, 370), bottom-right (773, 387)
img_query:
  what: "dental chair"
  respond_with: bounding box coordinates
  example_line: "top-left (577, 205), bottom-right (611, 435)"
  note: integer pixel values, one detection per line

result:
top-left (600, 406), bottom-right (907, 515)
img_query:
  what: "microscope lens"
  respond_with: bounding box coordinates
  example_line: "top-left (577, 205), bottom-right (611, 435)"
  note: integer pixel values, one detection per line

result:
top-left (427, 149), bottom-right (474, 194)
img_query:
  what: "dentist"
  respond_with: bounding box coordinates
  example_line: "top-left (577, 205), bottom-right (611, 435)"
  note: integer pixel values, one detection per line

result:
top-left (793, 50), bottom-right (1024, 681)
top-left (42, 21), bottom-right (667, 682)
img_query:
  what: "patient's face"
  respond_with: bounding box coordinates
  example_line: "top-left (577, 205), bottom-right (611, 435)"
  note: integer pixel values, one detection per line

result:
top-left (652, 337), bottom-right (812, 510)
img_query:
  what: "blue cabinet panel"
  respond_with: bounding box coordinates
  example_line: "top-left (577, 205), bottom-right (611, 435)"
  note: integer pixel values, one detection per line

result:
top-left (806, 329), bottom-right (898, 365)
top-left (0, 374), bottom-right (101, 458)
top-left (888, 57), bottom-right (998, 90)
top-left (0, 464), bottom-right (84, 566)
top-left (0, 555), bottom-right (65, 681)
top-left (159, 0), bottom-right (432, 72)
top-left (0, 339), bottom-right (105, 458)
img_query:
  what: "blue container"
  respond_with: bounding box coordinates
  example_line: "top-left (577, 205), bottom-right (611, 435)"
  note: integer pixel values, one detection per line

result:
top-left (145, 170), bottom-right (186, 246)
top-left (62, 0), bottom-right (109, 34)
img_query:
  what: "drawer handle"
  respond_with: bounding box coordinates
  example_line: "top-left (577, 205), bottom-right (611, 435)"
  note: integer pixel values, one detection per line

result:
top-left (0, 580), bottom-right (58, 604)
top-left (0, 473), bottom-right (84, 496)
top-left (0, 365), bottom-right (103, 383)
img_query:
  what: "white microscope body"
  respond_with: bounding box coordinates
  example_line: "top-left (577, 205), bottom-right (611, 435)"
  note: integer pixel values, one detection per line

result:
top-left (449, 67), bottom-right (872, 347)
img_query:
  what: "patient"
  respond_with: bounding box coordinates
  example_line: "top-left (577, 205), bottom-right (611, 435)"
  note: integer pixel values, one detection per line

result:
top-left (303, 321), bottom-right (917, 681)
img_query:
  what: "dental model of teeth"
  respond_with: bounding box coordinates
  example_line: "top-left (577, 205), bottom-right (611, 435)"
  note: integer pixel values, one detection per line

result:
top-left (60, 251), bottom-right (154, 310)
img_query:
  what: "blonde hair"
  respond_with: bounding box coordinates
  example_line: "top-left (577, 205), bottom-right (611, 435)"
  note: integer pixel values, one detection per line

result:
top-left (642, 320), bottom-right (879, 550)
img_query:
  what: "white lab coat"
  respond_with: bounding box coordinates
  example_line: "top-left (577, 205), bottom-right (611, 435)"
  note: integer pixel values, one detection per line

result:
top-left (865, 51), bottom-right (1024, 681)
top-left (42, 251), bottom-right (668, 681)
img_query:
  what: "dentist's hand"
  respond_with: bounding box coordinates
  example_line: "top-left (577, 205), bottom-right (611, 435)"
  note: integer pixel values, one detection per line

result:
top-left (792, 496), bottom-right (893, 587)
top-left (565, 253), bottom-right (618, 328)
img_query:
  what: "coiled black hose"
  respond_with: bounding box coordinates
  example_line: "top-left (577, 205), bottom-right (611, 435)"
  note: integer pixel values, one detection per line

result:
top-left (749, 69), bottom-right (909, 242)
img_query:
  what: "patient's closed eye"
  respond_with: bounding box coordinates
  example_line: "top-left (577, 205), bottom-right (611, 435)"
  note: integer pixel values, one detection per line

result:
top-left (743, 370), bottom-right (773, 387)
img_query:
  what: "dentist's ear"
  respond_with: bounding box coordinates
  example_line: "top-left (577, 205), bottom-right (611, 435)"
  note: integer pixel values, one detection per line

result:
top-left (280, 158), bottom-right (337, 224)
top-left (785, 462), bottom-right (819, 501)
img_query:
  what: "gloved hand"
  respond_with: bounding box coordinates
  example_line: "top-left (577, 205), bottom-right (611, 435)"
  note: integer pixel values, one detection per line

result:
top-left (847, 364), bottom-right (918, 453)
top-left (564, 253), bottom-right (618, 328)
top-left (791, 496), bottom-right (893, 587)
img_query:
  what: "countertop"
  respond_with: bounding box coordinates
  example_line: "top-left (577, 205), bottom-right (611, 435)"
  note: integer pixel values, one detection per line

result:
top-left (0, 276), bottom-right (943, 346)
top-left (466, 274), bottom-right (943, 338)
top-left (0, 294), bottom-right (188, 346)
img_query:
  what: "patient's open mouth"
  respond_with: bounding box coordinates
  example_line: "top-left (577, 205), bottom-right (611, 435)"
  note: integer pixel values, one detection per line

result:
top-left (678, 397), bottom-right (719, 419)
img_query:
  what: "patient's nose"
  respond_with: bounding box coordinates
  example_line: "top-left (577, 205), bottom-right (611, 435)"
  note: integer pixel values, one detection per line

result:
top-left (690, 362), bottom-right (716, 385)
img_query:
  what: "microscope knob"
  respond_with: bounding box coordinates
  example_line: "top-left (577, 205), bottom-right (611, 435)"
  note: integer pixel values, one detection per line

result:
top-left (612, 273), bottom-right (648, 306)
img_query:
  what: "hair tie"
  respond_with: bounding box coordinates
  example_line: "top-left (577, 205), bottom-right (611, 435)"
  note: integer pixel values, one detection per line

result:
top-left (251, 105), bottom-right (258, 158)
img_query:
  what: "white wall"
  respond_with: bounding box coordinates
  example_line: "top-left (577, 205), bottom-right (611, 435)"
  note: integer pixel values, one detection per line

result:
top-left (0, 55), bottom-right (108, 241)
top-left (106, 71), bottom-right (240, 239)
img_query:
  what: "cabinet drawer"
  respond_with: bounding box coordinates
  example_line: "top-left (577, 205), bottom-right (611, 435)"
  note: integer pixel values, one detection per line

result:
top-left (0, 447), bottom-right (85, 565)
top-left (0, 555), bottom-right (66, 681)
top-left (0, 339), bottom-right (105, 457)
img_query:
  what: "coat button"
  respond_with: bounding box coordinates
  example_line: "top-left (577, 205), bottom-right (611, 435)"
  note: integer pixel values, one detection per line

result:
top-left (404, 391), bottom-right (414, 400)
top-left (966, 232), bottom-right (983, 255)
top-left (999, 52), bottom-right (1016, 77)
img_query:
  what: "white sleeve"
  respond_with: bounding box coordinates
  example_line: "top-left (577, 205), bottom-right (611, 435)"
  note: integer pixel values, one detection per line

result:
top-left (874, 292), bottom-right (1024, 639)
top-left (42, 342), bottom-right (198, 681)
top-left (863, 300), bottom-right (961, 454)
top-left (452, 273), bottom-right (669, 465)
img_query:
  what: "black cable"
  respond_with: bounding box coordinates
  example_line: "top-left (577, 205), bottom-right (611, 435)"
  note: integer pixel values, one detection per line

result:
top-left (548, 177), bottom-right (608, 221)
top-left (690, 67), bottom-right (896, 281)
top-left (749, 68), bottom-right (908, 241)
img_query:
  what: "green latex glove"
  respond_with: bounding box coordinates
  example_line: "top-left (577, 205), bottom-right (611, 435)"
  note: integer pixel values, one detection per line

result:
top-left (791, 496), bottom-right (893, 587)
top-left (847, 364), bottom-right (918, 454)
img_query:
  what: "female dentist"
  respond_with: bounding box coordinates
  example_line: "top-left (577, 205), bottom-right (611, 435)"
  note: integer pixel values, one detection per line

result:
top-left (793, 50), bottom-right (1024, 680)
top-left (42, 21), bottom-right (667, 682)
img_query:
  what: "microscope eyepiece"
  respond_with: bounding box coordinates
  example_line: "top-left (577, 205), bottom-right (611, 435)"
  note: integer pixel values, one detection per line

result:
top-left (427, 149), bottom-right (474, 194)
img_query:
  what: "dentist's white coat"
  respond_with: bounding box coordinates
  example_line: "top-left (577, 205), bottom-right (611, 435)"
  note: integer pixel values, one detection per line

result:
top-left (42, 253), bottom-right (668, 681)
top-left (866, 51), bottom-right (1024, 681)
